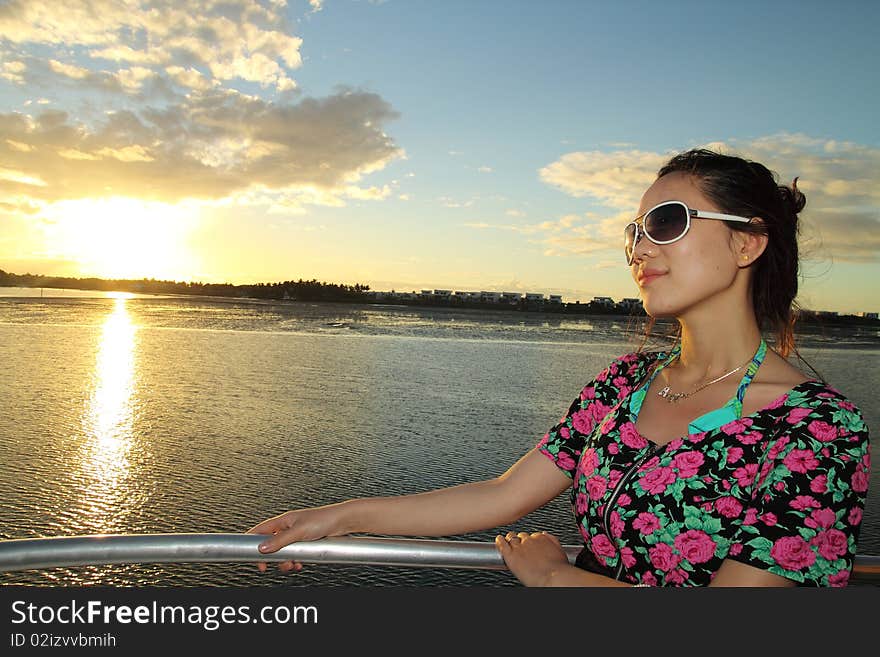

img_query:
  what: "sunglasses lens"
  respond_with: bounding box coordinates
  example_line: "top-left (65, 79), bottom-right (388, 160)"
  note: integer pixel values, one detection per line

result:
top-left (645, 203), bottom-right (688, 242)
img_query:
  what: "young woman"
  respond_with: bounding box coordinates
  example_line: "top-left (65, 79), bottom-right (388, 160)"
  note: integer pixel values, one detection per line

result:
top-left (249, 149), bottom-right (871, 587)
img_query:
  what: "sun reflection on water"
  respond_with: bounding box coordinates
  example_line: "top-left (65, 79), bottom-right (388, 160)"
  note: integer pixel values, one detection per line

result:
top-left (77, 295), bottom-right (139, 532)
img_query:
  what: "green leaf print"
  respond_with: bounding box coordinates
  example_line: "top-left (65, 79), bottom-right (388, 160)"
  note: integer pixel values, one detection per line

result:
top-left (746, 536), bottom-right (774, 551)
top-left (832, 408), bottom-right (866, 433)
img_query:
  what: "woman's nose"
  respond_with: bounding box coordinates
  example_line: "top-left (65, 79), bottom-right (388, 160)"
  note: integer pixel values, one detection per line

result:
top-left (630, 228), bottom-right (654, 262)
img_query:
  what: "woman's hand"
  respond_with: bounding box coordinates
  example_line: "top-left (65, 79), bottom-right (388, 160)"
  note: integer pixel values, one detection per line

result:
top-left (247, 504), bottom-right (348, 574)
top-left (495, 531), bottom-right (570, 587)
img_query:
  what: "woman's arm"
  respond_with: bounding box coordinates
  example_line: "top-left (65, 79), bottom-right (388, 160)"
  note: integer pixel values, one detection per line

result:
top-left (250, 448), bottom-right (571, 561)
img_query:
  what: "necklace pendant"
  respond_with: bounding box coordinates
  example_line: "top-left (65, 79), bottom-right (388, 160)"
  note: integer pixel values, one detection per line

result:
top-left (657, 386), bottom-right (684, 403)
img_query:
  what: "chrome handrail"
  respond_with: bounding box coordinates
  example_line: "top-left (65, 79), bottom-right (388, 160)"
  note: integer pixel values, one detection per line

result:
top-left (1, 534), bottom-right (878, 585)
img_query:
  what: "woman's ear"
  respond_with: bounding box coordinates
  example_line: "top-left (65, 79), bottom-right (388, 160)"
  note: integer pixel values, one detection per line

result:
top-left (735, 217), bottom-right (769, 268)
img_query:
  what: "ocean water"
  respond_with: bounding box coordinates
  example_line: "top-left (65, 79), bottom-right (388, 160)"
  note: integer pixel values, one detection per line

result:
top-left (1, 288), bottom-right (877, 587)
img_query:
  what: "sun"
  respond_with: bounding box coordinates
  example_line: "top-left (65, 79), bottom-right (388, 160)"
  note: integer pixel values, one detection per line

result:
top-left (41, 197), bottom-right (202, 281)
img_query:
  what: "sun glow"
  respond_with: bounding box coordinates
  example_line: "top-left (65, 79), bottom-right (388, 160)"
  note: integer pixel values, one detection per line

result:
top-left (41, 197), bottom-right (202, 280)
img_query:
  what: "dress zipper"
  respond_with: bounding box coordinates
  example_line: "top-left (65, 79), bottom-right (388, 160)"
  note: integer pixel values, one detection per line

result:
top-left (603, 444), bottom-right (657, 580)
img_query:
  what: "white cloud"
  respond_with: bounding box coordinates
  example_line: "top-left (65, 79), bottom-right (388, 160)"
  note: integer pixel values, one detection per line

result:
top-left (521, 135), bottom-right (880, 265)
top-left (0, 86), bottom-right (402, 208)
top-left (0, 0), bottom-right (304, 92)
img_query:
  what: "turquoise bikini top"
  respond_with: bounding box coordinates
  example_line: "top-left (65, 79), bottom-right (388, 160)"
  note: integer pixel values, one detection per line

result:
top-left (629, 339), bottom-right (768, 435)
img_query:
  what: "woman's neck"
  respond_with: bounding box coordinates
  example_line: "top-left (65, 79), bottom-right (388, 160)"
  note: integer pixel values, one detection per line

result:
top-left (671, 309), bottom-right (763, 386)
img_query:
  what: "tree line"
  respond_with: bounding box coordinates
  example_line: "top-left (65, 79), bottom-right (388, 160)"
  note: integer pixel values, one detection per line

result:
top-left (0, 269), bottom-right (369, 302)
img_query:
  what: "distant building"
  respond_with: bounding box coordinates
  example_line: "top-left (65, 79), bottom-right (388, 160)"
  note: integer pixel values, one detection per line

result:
top-left (857, 312), bottom-right (878, 320)
top-left (617, 297), bottom-right (644, 312)
top-left (524, 293), bottom-right (544, 301)
top-left (548, 295), bottom-right (562, 304)
top-left (481, 291), bottom-right (501, 303)
top-left (591, 296), bottom-right (615, 309)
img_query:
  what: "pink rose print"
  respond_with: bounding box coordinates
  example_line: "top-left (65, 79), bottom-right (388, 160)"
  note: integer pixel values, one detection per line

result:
top-left (760, 512), bottom-right (778, 526)
top-left (828, 570), bottom-right (850, 587)
top-left (766, 394), bottom-right (788, 410)
top-left (848, 507), bottom-right (863, 526)
top-left (639, 466), bottom-right (677, 494)
top-left (673, 451), bottom-right (705, 478)
top-left (810, 529), bottom-right (848, 561)
top-left (674, 530), bottom-right (717, 564)
top-left (596, 369), bottom-right (609, 382)
top-left (782, 449), bottom-right (818, 474)
top-left (726, 446), bottom-right (744, 464)
top-left (743, 508), bottom-right (758, 525)
top-left (617, 386), bottom-right (631, 400)
top-left (571, 409), bottom-right (595, 435)
top-left (648, 543), bottom-right (680, 572)
top-left (666, 438), bottom-right (684, 452)
top-left (805, 508), bottom-right (836, 530)
top-left (617, 493), bottom-right (632, 507)
top-left (591, 534), bottom-right (617, 561)
top-left (581, 385), bottom-right (597, 400)
top-left (639, 455), bottom-right (660, 472)
top-left (785, 406), bottom-right (813, 425)
top-left (851, 468), bottom-right (869, 493)
top-left (665, 568), bottom-right (689, 585)
top-left (687, 431), bottom-right (707, 444)
top-left (733, 463), bottom-right (759, 488)
top-left (774, 481), bottom-right (785, 492)
top-left (619, 422), bottom-right (648, 449)
top-left (633, 512), bottom-right (661, 535)
top-left (587, 475), bottom-right (608, 500)
top-left (575, 492), bottom-right (589, 515)
top-left (641, 571), bottom-right (658, 586)
top-left (557, 451), bottom-right (576, 471)
top-left (607, 469), bottom-right (622, 490)
top-left (722, 479), bottom-right (731, 491)
top-left (589, 401), bottom-right (614, 424)
top-left (559, 426), bottom-right (570, 439)
top-left (736, 431), bottom-right (762, 445)
top-left (701, 502), bottom-right (713, 512)
top-left (838, 400), bottom-right (855, 411)
top-left (767, 436), bottom-right (790, 460)
top-left (770, 536), bottom-right (816, 570)
top-left (715, 497), bottom-right (743, 518)
top-left (790, 495), bottom-right (820, 511)
top-left (579, 448), bottom-right (599, 477)
top-left (809, 474), bottom-right (827, 494)
top-left (620, 546), bottom-right (636, 569)
top-left (607, 442), bottom-right (619, 455)
top-left (729, 543), bottom-right (743, 557)
top-left (610, 510), bottom-right (625, 538)
top-left (613, 376), bottom-right (628, 388)
top-left (721, 418), bottom-right (753, 436)
top-left (599, 417), bottom-right (616, 435)
top-left (808, 420), bottom-right (838, 443)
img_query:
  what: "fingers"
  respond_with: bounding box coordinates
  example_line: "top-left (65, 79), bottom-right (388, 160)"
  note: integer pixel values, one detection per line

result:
top-left (246, 514), bottom-right (288, 537)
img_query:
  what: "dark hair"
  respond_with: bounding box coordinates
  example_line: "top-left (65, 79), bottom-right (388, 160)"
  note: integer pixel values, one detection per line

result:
top-left (635, 147), bottom-right (821, 377)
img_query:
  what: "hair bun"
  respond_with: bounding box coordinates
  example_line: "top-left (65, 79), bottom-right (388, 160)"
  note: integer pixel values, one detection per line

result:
top-left (779, 176), bottom-right (806, 215)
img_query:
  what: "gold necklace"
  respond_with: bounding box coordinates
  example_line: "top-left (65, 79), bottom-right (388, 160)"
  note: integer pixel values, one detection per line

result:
top-left (656, 355), bottom-right (751, 403)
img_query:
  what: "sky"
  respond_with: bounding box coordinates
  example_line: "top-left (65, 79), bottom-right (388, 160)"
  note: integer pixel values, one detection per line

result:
top-left (0, 0), bottom-right (878, 312)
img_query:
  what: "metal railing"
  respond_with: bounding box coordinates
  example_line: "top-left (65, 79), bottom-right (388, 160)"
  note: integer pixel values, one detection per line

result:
top-left (1, 534), bottom-right (878, 585)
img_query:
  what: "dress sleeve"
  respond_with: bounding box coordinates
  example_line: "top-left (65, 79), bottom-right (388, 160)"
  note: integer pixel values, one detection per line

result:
top-left (727, 395), bottom-right (871, 586)
top-left (536, 355), bottom-right (632, 479)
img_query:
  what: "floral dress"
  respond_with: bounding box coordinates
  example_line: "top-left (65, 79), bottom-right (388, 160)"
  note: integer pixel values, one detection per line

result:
top-left (537, 349), bottom-right (871, 587)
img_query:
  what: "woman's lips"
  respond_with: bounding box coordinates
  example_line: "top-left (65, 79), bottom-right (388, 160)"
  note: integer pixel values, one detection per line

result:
top-left (638, 272), bottom-right (666, 286)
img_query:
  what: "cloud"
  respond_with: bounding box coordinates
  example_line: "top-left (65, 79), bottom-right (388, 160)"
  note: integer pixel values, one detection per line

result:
top-left (0, 0), bottom-right (303, 92)
top-left (527, 135), bottom-right (880, 265)
top-left (0, 87), bottom-right (403, 205)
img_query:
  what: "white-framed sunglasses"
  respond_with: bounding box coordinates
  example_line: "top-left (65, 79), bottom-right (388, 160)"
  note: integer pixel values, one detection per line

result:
top-left (624, 200), bottom-right (752, 265)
